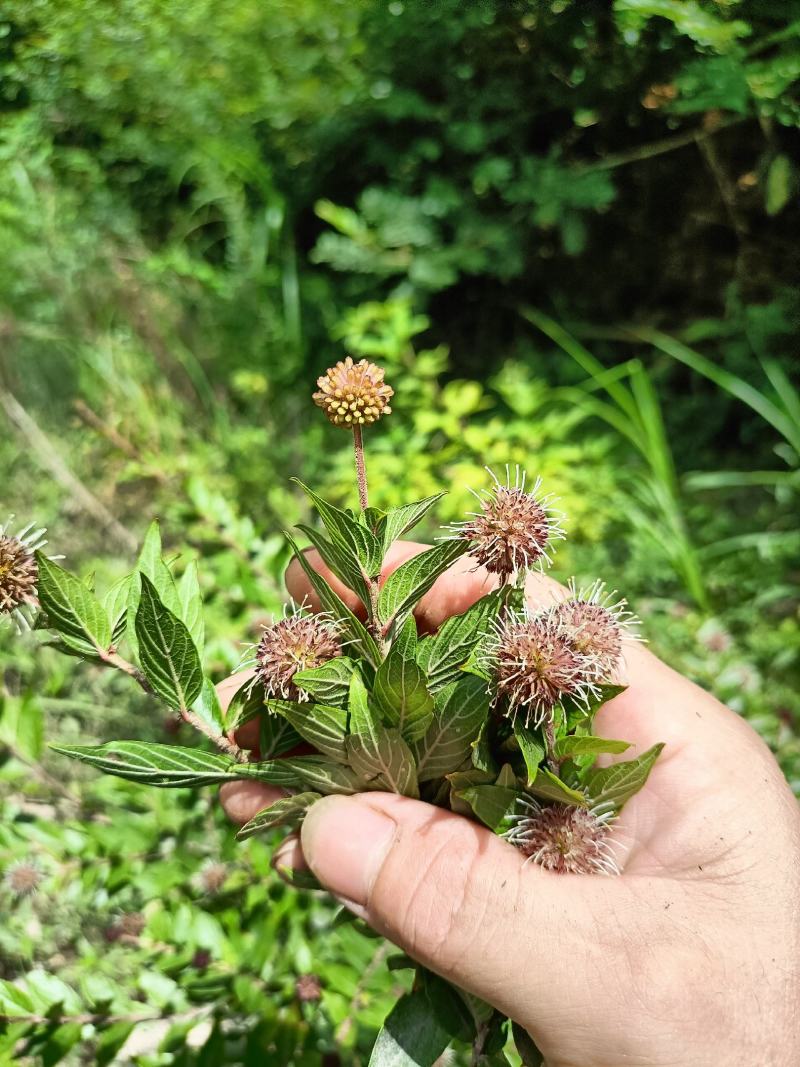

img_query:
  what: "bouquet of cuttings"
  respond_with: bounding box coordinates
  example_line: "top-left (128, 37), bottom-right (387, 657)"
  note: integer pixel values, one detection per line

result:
top-left (3, 357), bottom-right (662, 1066)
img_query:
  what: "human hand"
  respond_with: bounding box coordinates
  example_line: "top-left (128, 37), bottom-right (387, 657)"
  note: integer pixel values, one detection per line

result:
top-left (220, 544), bottom-right (800, 1067)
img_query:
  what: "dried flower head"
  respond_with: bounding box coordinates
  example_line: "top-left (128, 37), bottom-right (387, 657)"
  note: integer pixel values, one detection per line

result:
top-left (3, 859), bottom-right (43, 899)
top-left (505, 799), bottom-right (619, 875)
top-left (196, 861), bottom-right (229, 895)
top-left (295, 974), bottom-right (323, 1003)
top-left (488, 609), bottom-right (597, 726)
top-left (0, 517), bottom-right (59, 630)
top-left (251, 608), bottom-right (342, 702)
top-left (313, 357), bottom-right (393, 428)
top-left (446, 467), bottom-right (563, 580)
top-left (549, 580), bottom-right (640, 683)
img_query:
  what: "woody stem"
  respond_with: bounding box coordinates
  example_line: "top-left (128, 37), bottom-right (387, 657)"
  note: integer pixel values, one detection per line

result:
top-left (352, 425), bottom-right (369, 512)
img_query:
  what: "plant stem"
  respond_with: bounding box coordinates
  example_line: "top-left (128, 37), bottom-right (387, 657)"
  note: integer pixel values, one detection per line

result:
top-left (352, 424), bottom-right (369, 512)
top-left (101, 649), bottom-right (247, 762)
top-left (543, 715), bottom-right (560, 774)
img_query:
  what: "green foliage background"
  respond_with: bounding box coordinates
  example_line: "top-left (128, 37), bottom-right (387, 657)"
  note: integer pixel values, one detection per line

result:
top-left (1, 1), bottom-right (798, 1063)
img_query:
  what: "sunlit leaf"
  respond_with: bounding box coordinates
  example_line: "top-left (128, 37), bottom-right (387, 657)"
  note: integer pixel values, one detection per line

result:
top-left (135, 575), bottom-right (203, 711)
top-left (35, 553), bottom-right (111, 658)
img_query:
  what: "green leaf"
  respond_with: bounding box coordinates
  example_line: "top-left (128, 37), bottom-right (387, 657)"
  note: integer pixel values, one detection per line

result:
top-left (471, 720), bottom-right (496, 774)
top-left (34, 553), bottom-right (111, 657)
top-left (177, 560), bottom-right (205, 655)
top-left (513, 1022), bottom-right (545, 1067)
top-left (236, 792), bottom-right (321, 839)
top-left (223, 677), bottom-right (266, 733)
top-left (125, 520), bottom-right (181, 659)
top-left (293, 479), bottom-right (383, 576)
top-left (447, 767), bottom-right (494, 815)
top-left (373, 640), bottom-right (434, 743)
top-left (583, 742), bottom-right (665, 813)
top-left (513, 722), bottom-right (545, 785)
top-left (382, 492), bottom-right (446, 547)
top-left (293, 657), bottom-right (357, 707)
top-left (191, 677), bottom-right (225, 739)
top-left (267, 699), bottom-right (349, 763)
top-left (296, 523), bottom-right (372, 608)
top-left (103, 573), bottom-right (131, 641)
top-left (419, 970), bottom-right (475, 1044)
top-left (277, 755), bottom-right (364, 795)
top-left (553, 735), bottom-right (631, 759)
top-left (766, 154), bottom-right (795, 216)
top-left (51, 740), bottom-right (245, 787)
top-left (526, 768), bottom-right (588, 807)
top-left (347, 674), bottom-right (420, 796)
top-left (368, 987), bottom-right (451, 1067)
top-left (455, 783), bottom-right (519, 830)
top-left (286, 533), bottom-right (381, 667)
top-left (414, 674), bottom-right (490, 783)
top-left (391, 613), bottom-right (418, 659)
top-left (377, 540), bottom-right (465, 632)
top-left (416, 591), bottom-right (501, 690)
top-left (135, 575), bottom-right (203, 711)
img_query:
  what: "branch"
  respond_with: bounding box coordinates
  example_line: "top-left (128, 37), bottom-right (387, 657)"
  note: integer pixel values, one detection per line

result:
top-left (574, 116), bottom-right (745, 174)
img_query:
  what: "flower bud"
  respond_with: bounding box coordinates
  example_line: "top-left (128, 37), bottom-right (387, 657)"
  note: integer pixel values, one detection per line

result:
top-left (505, 799), bottom-right (618, 875)
top-left (254, 610), bottom-right (342, 702)
top-left (313, 357), bottom-right (393, 428)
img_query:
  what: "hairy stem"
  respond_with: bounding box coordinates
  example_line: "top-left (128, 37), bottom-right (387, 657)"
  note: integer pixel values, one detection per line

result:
top-left (101, 649), bottom-right (247, 762)
top-left (543, 715), bottom-right (560, 774)
top-left (352, 424), bottom-right (369, 512)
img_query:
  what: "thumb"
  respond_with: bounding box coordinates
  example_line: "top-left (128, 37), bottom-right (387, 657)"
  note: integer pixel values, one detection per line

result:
top-left (300, 792), bottom-right (613, 1036)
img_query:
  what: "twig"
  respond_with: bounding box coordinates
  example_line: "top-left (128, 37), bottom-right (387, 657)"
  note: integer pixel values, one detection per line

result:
top-left (574, 116), bottom-right (744, 174)
top-left (98, 649), bottom-right (247, 762)
top-left (0, 389), bottom-right (137, 553)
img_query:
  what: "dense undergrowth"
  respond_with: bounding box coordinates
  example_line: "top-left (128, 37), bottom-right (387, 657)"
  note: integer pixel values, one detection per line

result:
top-left (1, 1), bottom-right (798, 1063)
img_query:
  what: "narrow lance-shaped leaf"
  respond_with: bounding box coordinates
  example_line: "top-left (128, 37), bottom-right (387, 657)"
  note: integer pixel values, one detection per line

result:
top-left (553, 735), bottom-right (631, 759)
top-left (413, 674), bottom-right (490, 783)
top-left (34, 553), bottom-right (111, 658)
top-left (293, 479), bottom-right (383, 577)
top-left (455, 783), bottom-right (520, 832)
top-left (293, 657), bottom-right (358, 707)
top-left (526, 768), bottom-right (588, 807)
top-left (135, 575), bottom-right (203, 711)
top-left (347, 673), bottom-right (420, 797)
top-left (373, 638), bottom-right (434, 744)
top-left (51, 741), bottom-right (247, 788)
top-left (237, 792), bottom-right (321, 840)
top-left (582, 742), bottom-right (665, 814)
top-left (382, 492), bottom-right (446, 548)
top-left (416, 591), bottom-right (501, 691)
top-left (377, 540), bottom-right (465, 632)
top-left (277, 755), bottom-right (364, 795)
top-left (267, 699), bottom-right (349, 763)
top-left (513, 721), bottom-right (545, 785)
top-left (190, 677), bottom-right (226, 739)
top-left (286, 533), bottom-right (381, 667)
top-left (125, 520), bottom-right (181, 658)
top-left (296, 523), bottom-right (371, 607)
top-left (177, 559), bottom-right (205, 655)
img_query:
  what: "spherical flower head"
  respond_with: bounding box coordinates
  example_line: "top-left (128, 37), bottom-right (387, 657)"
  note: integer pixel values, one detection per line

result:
top-left (549, 580), bottom-right (640, 683)
top-left (295, 974), bottom-right (323, 1003)
top-left (3, 859), bottom-right (44, 899)
top-left (255, 610), bottom-right (341, 701)
top-left (195, 860), bottom-right (229, 895)
top-left (505, 799), bottom-right (619, 875)
top-left (313, 357), bottom-right (393, 428)
top-left (0, 519), bottom-right (41, 621)
top-left (447, 467), bottom-right (563, 581)
top-left (489, 609), bottom-right (597, 726)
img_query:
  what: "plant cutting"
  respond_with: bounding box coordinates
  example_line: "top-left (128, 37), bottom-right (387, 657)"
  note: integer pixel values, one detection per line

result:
top-left (5, 358), bottom-right (663, 1066)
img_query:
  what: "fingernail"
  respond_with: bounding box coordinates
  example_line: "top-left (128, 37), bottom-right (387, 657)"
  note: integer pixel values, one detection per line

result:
top-left (301, 795), bottom-right (396, 906)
